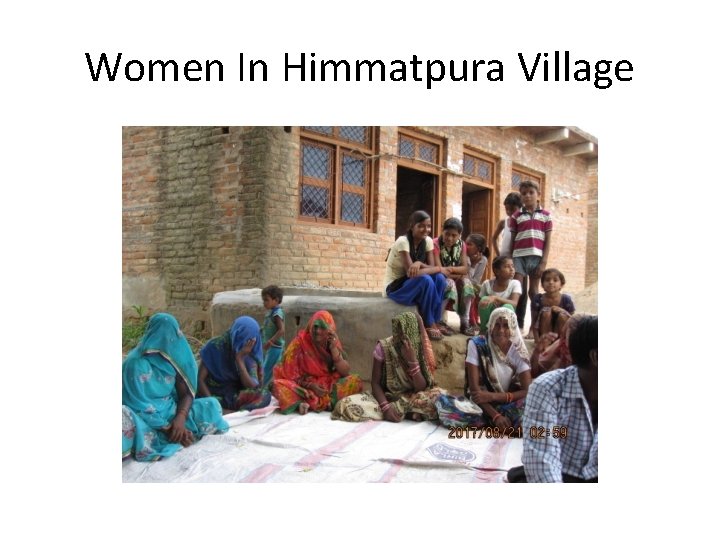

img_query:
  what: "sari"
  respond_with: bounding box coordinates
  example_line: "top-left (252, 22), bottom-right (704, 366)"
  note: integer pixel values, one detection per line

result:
top-left (272, 311), bottom-right (363, 413)
top-left (199, 316), bottom-right (272, 411)
top-left (436, 308), bottom-right (530, 428)
top-left (122, 313), bottom-right (229, 461)
top-left (332, 312), bottom-right (446, 422)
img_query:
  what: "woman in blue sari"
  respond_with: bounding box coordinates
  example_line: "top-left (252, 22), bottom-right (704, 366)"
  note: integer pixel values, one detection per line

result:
top-left (122, 313), bottom-right (229, 461)
top-left (198, 316), bottom-right (272, 411)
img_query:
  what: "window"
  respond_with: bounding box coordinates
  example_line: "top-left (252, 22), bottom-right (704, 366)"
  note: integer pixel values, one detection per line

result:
top-left (512, 167), bottom-right (543, 192)
top-left (398, 132), bottom-right (439, 165)
top-left (463, 150), bottom-right (495, 185)
top-left (300, 127), bottom-right (374, 227)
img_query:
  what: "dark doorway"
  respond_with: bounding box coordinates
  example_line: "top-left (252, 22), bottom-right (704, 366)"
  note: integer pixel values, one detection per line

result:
top-left (395, 166), bottom-right (437, 239)
top-left (462, 182), bottom-right (494, 282)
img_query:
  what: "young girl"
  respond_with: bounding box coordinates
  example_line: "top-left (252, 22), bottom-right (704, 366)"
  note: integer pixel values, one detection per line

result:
top-left (491, 192), bottom-right (522, 257)
top-left (530, 268), bottom-right (575, 342)
top-left (466, 233), bottom-right (490, 334)
top-left (261, 285), bottom-right (285, 387)
top-left (476, 256), bottom-right (522, 333)
top-left (433, 218), bottom-right (475, 336)
top-left (384, 210), bottom-right (447, 341)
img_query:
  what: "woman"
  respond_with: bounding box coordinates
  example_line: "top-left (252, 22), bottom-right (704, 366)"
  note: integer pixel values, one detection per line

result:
top-left (435, 307), bottom-right (531, 430)
top-left (384, 210), bottom-right (448, 341)
top-left (198, 316), bottom-right (272, 412)
top-left (272, 310), bottom-right (363, 414)
top-left (529, 312), bottom-right (585, 378)
top-left (332, 312), bottom-right (446, 422)
top-left (122, 313), bottom-right (229, 461)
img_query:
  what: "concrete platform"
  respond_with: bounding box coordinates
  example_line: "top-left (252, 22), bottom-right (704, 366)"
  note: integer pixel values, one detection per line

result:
top-left (210, 288), bottom-right (421, 386)
top-left (210, 288), bottom-right (539, 395)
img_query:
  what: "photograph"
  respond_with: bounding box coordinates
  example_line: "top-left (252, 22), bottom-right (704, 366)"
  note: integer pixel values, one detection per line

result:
top-left (122, 125), bottom-right (598, 482)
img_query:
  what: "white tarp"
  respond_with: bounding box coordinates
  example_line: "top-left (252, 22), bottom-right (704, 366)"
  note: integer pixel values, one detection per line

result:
top-left (122, 401), bottom-right (523, 483)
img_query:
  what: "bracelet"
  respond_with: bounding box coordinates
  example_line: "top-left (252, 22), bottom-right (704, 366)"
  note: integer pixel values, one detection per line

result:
top-left (379, 401), bottom-right (391, 412)
top-left (492, 413), bottom-right (502, 423)
top-left (506, 392), bottom-right (513, 403)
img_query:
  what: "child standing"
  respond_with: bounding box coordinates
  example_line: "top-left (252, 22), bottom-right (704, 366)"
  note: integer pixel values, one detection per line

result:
top-left (433, 218), bottom-right (475, 336)
top-left (508, 180), bottom-right (552, 334)
top-left (465, 233), bottom-right (490, 334)
top-left (491, 192), bottom-right (522, 257)
top-left (530, 268), bottom-right (575, 342)
top-left (261, 285), bottom-right (285, 386)
top-left (476, 256), bottom-right (522, 333)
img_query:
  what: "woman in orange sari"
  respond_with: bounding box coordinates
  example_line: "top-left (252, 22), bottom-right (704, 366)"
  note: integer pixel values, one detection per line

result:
top-left (272, 311), bottom-right (363, 414)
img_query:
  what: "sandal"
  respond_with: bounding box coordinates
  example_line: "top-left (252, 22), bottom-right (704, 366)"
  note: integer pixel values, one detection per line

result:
top-left (427, 327), bottom-right (444, 341)
top-left (461, 323), bottom-right (477, 337)
top-left (438, 321), bottom-right (455, 336)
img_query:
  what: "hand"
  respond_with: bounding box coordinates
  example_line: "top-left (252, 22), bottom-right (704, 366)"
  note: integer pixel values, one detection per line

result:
top-left (470, 390), bottom-right (495, 405)
top-left (533, 261), bottom-right (547, 279)
top-left (536, 332), bottom-right (558, 353)
top-left (441, 267), bottom-right (452, 277)
top-left (239, 337), bottom-right (257, 357)
top-left (166, 414), bottom-right (187, 443)
top-left (179, 429), bottom-right (195, 447)
top-left (550, 305), bottom-right (566, 314)
top-left (400, 337), bottom-right (417, 368)
top-left (408, 261), bottom-right (422, 278)
top-left (263, 341), bottom-right (270, 352)
top-left (308, 383), bottom-right (328, 397)
top-left (328, 332), bottom-right (340, 353)
top-left (383, 406), bottom-right (403, 423)
top-left (494, 415), bottom-right (512, 430)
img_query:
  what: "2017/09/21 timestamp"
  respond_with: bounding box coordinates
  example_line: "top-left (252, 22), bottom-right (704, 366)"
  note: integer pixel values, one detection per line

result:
top-left (447, 425), bottom-right (569, 439)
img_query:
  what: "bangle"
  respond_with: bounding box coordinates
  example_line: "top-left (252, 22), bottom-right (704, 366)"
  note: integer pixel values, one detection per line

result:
top-left (492, 413), bottom-right (502, 423)
top-left (379, 401), bottom-right (391, 412)
top-left (506, 392), bottom-right (513, 403)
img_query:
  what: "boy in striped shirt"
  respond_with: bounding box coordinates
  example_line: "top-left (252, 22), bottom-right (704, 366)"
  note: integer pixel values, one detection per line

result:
top-left (508, 179), bottom-right (552, 335)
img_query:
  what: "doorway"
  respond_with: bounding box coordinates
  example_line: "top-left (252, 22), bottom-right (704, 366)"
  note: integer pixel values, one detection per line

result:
top-left (395, 166), bottom-right (437, 239)
top-left (462, 182), bottom-right (494, 281)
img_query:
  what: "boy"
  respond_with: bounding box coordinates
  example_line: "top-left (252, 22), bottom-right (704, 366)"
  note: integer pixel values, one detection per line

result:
top-left (261, 285), bottom-right (285, 386)
top-left (491, 191), bottom-right (522, 257)
top-left (508, 180), bottom-right (552, 334)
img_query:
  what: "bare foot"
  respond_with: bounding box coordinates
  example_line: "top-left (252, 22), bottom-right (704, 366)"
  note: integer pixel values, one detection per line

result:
top-left (298, 402), bottom-right (310, 415)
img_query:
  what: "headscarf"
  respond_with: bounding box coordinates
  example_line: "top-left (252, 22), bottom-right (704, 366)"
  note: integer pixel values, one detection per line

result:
top-left (122, 313), bottom-right (197, 428)
top-left (274, 310), bottom-right (344, 382)
top-left (379, 312), bottom-right (436, 394)
top-left (200, 316), bottom-right (264, 386)
top-left (467, 307), bottom-right (529, 394)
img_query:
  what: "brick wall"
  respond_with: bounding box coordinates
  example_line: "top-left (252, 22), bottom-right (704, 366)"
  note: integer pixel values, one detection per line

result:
top-left (585, 163), bottom-right (598, 286)
top-left (123, 126), bottom-right (596, 330)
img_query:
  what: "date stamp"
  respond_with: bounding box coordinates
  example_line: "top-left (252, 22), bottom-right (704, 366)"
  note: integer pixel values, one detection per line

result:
top-left (447, 425), bottom-right (569, 439)
top-left (447, 425), bottom-right (521, 439)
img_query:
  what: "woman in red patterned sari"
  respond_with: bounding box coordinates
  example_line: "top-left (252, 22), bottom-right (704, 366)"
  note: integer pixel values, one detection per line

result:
top-left (272, 311), bottom-right (363, 414)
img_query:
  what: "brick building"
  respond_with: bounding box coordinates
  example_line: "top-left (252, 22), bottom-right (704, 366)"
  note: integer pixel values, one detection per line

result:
top-left (122, 126), bottom-right (598, 331)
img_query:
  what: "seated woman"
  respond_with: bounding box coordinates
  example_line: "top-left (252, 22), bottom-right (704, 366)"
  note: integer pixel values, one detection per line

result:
top-left (435, 308), bottom-right (531, 431)
top-left (434, 217), bottom-right (475, 336)
top-left (332, 312), bottom-right (447, 422)
top-left (198, 316), bottom-right (272, 412)
top-left (122, 313), bottom-right (229, 461)
top-left (384, 210), bottom-right (447, 341)
top-left (529, 312), bottom-right (585, 378)
top-left (272, 311), bottom-right (363, 414)
top-left (476, 255), bottom-right (521, 334)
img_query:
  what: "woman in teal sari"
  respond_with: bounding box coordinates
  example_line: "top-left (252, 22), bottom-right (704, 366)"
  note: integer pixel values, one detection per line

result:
top-left (122, 313), bottom-right (229, 461)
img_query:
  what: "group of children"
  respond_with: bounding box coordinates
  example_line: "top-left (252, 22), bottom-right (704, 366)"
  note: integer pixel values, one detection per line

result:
top-left (387, 179), bottom-right (575, 346)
